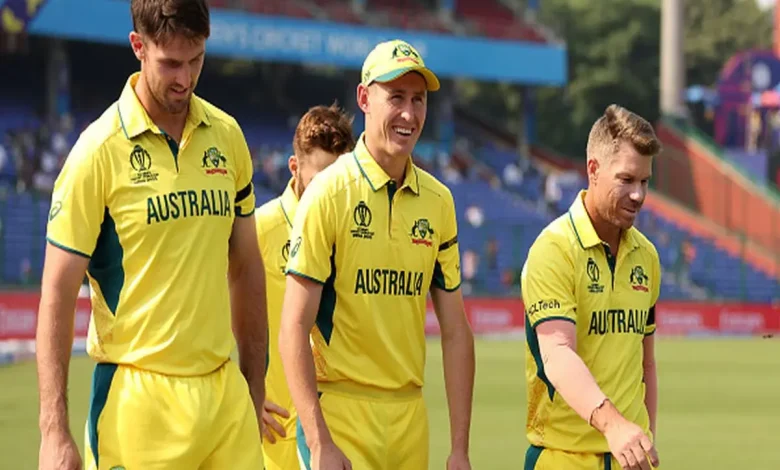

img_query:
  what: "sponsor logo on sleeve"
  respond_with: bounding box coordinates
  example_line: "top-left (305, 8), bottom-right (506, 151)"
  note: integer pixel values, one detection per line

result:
top-left (290, 236), bottom-right (302, 258)
top-left (48, 201), bottom-right (62, 221)
top-left (526, 299), bottom-right (562, 317)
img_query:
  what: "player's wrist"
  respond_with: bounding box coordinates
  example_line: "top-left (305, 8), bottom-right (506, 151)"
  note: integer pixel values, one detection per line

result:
top-left (449, 447), bottom-right (469, 461)
top-left (306, 431), bottom-right (334, 451)
top-left (589, 398), bottom-right (623, 434)
top-left (305, 418), bottom-right (334, 450)
top-left (39, 418), bottom-right (72, 438)
top-left (38, 405), bottom-right (71, 437)
top-left (247, 381), bottom-right (266, 404)
top-left (450, 435), bottom-right (470, 457)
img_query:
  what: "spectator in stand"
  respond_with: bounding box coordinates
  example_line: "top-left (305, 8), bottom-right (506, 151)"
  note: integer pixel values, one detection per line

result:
top-left (461, 249), bottom-right (480, 296)
top-left (485, 237), bottom-right (499, 271)
top-left (439, 151), bottom-right (462, 184)
top-left (543, 170), bottom-right (562, 214)
top-left (20, 257), bottom-right (32, 285)
top-left (465, 204), bottom-right (484, 228)
top-left (0, 134), bottom-right (12, 188)
top-left (32, 146), bottom-right (58, 193)
top-left (748, 110), bottom-right (761, 153)
top-left (680, 237), bottom-right (696, 288)
top-left (503, 161), bottom-right (523, 188)
top-left (500, 268), bottom-right (519, 294)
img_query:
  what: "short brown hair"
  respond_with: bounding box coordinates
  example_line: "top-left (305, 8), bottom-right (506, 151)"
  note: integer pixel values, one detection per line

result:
top-left (586, 104), bottom-right (661, 161)
top-left (293, 103), bottom-right (356, 159)
top-left (131, 0), bottom-right (210, 44)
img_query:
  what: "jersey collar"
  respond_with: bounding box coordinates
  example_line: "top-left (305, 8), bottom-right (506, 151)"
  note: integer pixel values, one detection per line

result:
top-left (279, 178), bottom-right (299, 228)
top-left (352, 133), bottom-right (420, 195)
top-left (117, 72), bottom-right (211, 140)
top-left (568, 190), bottom-right (640, 251)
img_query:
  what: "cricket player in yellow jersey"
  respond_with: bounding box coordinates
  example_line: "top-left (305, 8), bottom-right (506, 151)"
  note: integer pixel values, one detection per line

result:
top-left (279, 40), bottom-right (475, 470)
top-left (35, 1), bottom-right (268, 469)
top-left (256, 104), bottom-right (356, 470)
top-left (521, 105), bottom-right (662, 470)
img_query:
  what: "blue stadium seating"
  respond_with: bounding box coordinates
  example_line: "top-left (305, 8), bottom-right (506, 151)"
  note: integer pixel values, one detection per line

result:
top-left (1, 100), bottom-right (777, 301)
top-left (465, 145), bottom-right (780, 301)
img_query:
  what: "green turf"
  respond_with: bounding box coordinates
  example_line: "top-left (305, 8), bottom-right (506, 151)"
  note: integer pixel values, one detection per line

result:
top-left (1, 338), bottom-right (777, 469)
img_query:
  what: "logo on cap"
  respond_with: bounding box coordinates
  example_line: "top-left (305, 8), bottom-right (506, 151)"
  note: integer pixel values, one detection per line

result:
top-left (392, 43), bottom-right (420, 63)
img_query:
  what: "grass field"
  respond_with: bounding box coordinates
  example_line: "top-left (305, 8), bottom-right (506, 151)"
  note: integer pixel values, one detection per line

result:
top-left (1, 337), bottom-right (778, 469)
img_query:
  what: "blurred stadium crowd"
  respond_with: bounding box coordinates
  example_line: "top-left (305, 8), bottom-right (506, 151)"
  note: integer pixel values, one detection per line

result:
top-left (0, 0), bottom-right (776, 303)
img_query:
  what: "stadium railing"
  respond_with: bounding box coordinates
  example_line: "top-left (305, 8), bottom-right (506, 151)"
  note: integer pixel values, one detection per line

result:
top-left (654, 115), bottom-right (780, 258)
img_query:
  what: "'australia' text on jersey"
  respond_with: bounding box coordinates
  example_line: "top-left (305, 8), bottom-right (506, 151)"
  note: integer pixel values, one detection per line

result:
top-left (587, 308), bottom-right (649, 336)
top-left (354, 268), bottom-right (425, 297)
top-left (147, 189), bottom-right (232, 225)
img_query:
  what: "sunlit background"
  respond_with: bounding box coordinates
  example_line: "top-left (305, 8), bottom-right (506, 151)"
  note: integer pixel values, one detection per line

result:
top-left (0, 0), bottom-right (778, 468)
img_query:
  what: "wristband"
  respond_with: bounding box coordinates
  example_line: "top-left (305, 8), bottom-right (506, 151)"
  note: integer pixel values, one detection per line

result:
top-left (588, 397), bottom-right (609, 427)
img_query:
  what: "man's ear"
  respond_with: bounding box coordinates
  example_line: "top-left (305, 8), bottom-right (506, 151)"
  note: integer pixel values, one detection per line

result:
top-left (586, 157), bottom-right (600, 185)
top-left (288, 154), bottom-right (298, 177)
top-left (129, 32), bottom-right (145, 61)
top-left (357, 83), bottom-right (370, 114)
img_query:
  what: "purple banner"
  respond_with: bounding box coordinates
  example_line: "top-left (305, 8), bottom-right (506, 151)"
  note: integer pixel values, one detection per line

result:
top-left (0, 0), bottom-right (49, 33)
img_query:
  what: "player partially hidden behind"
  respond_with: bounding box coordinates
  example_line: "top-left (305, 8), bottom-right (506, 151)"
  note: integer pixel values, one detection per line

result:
top-left (521, 104), bottom-right (662, 470)
top-left (36, 1), bottom-right (268, 469)
top-left (255, 103), bottom-right (356, 470)
top-left (280, 39), bottom-right (475, 470)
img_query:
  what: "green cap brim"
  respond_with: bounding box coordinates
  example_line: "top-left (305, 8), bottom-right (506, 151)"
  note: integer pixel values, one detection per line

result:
top-left (372, 66), bottom-right (441, 92)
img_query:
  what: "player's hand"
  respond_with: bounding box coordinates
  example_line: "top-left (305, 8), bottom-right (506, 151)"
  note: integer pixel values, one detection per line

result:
top-left (603, 417), bottom-right (659, 470)
top-left (262, 399), bottom-right (290, 444)
top-left (310, 440), bottom-right (352, 470)
top-left (446, 451), bottom-right (471, 470)
top-left (39, 430), bottom-right (82, 470)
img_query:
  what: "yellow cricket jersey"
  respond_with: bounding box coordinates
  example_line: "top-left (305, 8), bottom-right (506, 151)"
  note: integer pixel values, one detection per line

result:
top-left (285, 134), bottom-right (461, 393)
top-left (46, 73), bottom-right (256, 376)
top-left (521, 190), bottom-right (660, 454)
top-left (255, 178), bottom-right (299, 436)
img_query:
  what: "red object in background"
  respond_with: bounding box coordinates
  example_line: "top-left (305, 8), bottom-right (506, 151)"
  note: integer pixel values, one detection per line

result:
top-left (775, 0), bottom-right (780, 59)
top-left (0, 293), bottom-right (91, 341)
top-left (425, 297), bottom-right (527, 335)
top-left (654, 123), bottom-right (780, 264)
top-left (425, 298), bottom-right (780, 337)
top-left (0, 293), bottom-right (778, 341)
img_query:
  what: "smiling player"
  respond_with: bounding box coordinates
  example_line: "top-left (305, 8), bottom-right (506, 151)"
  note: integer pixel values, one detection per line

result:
top-left (279, 39), bottom-right (476, 470)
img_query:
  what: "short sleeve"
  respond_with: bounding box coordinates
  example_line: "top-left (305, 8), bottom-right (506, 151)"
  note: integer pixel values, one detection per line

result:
top-left (646, 250), bottom-right (662, 336)
top-left (232, 123), bottom-right (255, 218)
top-left (285, 178), bottom-right (336, 284)
top-left (431, 190), bottom-right (461, 292)
top-left (46, 140), bottom-right (105, 258)
top-left (520, 236), bottom-right (577, 328)
top-left (254, 209), bottom-right (276, 273)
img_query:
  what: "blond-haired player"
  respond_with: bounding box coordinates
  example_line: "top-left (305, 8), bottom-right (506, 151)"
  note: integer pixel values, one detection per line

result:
top-left (255, 103), bottom-right (356, 470)
top-left (521, 104), bottom-right (662, 470)
top-left (280, 40), bottom-right (475, 470)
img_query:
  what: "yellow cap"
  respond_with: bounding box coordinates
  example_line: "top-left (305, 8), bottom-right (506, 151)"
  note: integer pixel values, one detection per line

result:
top-left (361, 40), bottom-right (440, 92)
